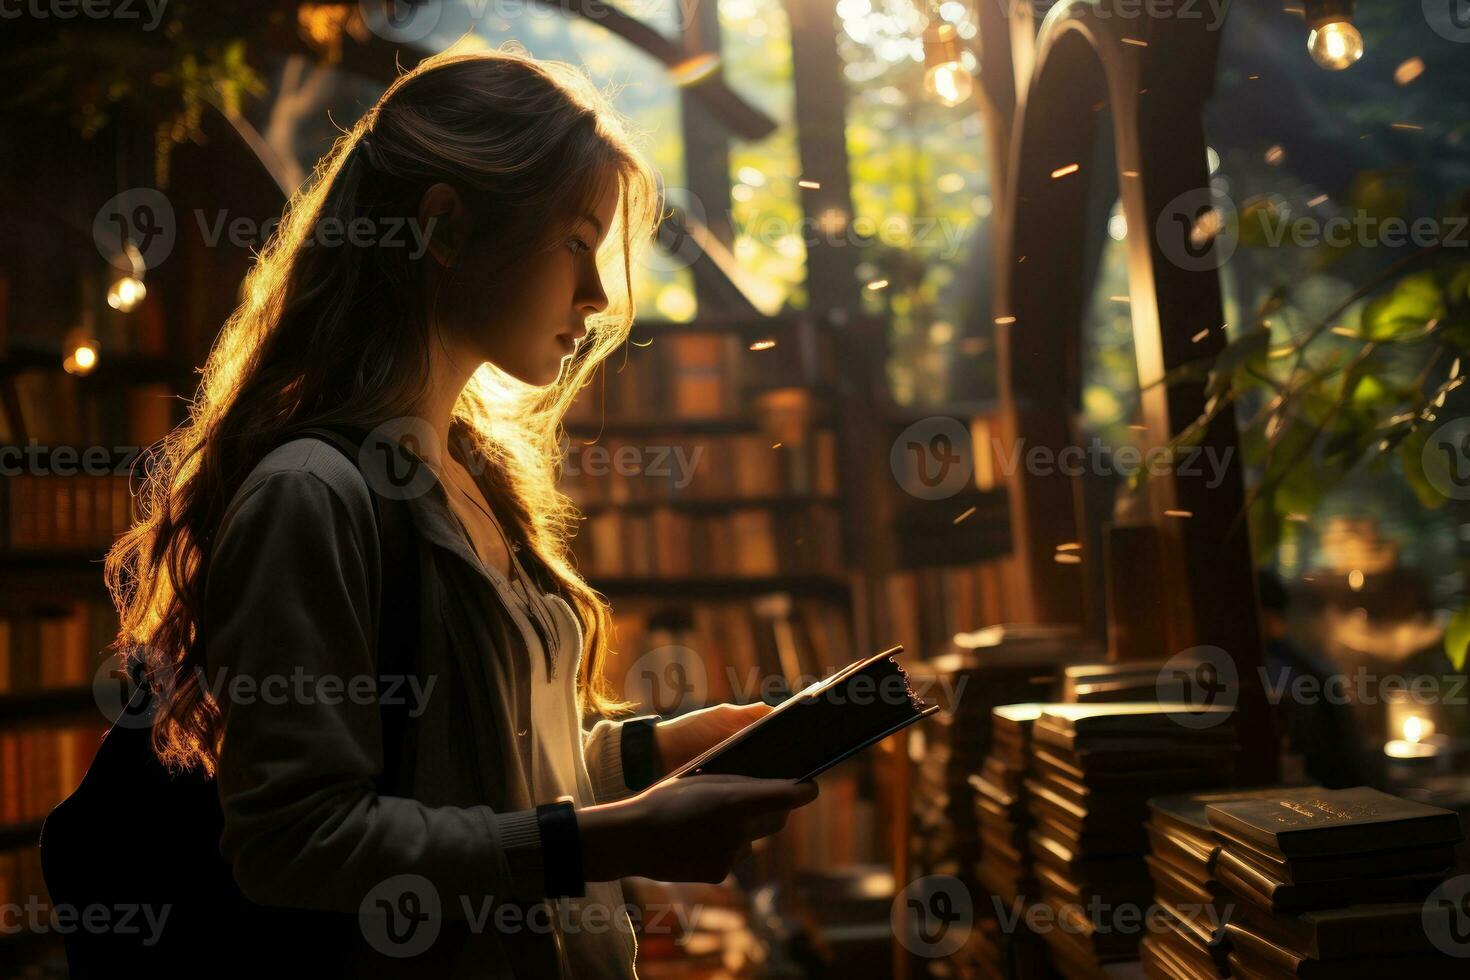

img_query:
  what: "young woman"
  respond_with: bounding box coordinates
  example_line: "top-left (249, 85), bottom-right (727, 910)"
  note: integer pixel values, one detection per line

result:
top-left (106, 47), bottom-right (818, 977)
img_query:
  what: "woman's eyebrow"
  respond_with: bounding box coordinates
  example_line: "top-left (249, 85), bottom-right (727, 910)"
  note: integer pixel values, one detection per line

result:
top-left (582, 213), bottom-right (605, 241)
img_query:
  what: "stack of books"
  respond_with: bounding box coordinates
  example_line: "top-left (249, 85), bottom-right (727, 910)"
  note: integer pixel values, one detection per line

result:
top-left (1023, 703), bottom-right (1240, 976)
top-left (1059, 660), bottom-right (1175, 703)
top-left (1206, 786), bottom-right (1467, 977)
top-left (973, 703), bottom-right (1044, 904)
top-left (1140, 788), bottom-right (1318, 980)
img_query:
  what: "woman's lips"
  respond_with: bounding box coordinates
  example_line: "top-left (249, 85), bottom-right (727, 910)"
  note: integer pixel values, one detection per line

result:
top-left (557, 334), bottom-right (576, 353)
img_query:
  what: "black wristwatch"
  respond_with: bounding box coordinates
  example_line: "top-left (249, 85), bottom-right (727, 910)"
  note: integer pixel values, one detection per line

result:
top-left (620, 714), bottom-right (663, 791)
top-left (536, 797), bottom-right (585, 898)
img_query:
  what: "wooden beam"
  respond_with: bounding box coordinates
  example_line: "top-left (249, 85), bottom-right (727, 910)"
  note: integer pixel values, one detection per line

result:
top-left (995, 2), bottom-right (1277, 780)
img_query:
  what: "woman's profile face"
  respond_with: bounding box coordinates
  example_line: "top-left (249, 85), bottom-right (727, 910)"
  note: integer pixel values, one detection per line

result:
top-left (449, 176), bottom-right (620, 388)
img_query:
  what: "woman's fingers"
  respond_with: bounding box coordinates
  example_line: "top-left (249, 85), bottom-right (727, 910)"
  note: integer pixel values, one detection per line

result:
top-left (684, 774), bottom-right (819, 811)
top-left (746, 811), bottom-right (788, 840)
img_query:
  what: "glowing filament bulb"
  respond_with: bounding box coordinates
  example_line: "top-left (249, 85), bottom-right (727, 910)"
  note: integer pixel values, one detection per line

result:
top-left (922, 22), bottom-right (972, 107)
top-left (1307, 20), bottom-right (1363, 70)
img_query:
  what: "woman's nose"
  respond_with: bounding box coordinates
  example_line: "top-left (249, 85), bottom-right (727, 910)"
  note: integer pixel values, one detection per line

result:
top-left (578, 273), bottom-right (608, 315)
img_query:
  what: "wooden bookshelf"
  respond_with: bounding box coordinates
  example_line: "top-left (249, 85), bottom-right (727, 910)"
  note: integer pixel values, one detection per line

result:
top-left (564, 317), bottom-right (865, 804)
top-left (0, 349), bottom-right (182, 386)
top-left (593, 574), bottom-right (855, 601)
top-left (577, 493), bottom-right (843, 516)
top-left (0, 260), bottom-right (180, 968)
top-left (0, 818), bottom-right (44, 851)
top-left (0, 688), bottom-right (99, 732)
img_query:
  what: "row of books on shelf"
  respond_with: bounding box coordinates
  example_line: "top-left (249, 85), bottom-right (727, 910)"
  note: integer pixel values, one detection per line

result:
top-left (881, 559), bottom-right (1021, 663)
top-left (563, 332), bottom-right (773, 423)
top-left (768, 768), bottom-right (876, 872)
top-left (2, 373), bottom-right (173, 447)
top-left (604, 596), bottom-right (857, 712)
top-left (559, 430), bottom-right (839, 508)
top-left (0, 602), bottom-right (116, 692)
top-left (1, 472), bottom-right (133, 551)
top-left (575, 504), bottom-right (845, 580)
top-left (0, 847), bottom-right (45, 914)
top-left (0, 723), bottom-right (105, 826)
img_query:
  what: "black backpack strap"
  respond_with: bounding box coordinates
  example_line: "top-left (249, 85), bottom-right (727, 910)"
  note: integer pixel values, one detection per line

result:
top-left (287, 426), bottom-right (421, 794)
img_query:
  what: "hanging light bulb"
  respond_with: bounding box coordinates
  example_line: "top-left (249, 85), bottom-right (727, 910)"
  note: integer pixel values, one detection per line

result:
top-left (1304, 0), bottom-right (1363, 71)
top-left (923, 21), bottom-right (972, 107)
top-left (107, 275), bottom-right (147, 312)
top-left (63, 330), bottom-right (100, 376)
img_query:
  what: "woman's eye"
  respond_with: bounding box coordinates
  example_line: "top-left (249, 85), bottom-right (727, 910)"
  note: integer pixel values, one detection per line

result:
top-left (568, 238), bottom-right (590, 255)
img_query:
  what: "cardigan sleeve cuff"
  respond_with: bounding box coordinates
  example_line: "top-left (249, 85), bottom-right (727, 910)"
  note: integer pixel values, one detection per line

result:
top-left (585, 718), bottom-right (630, 802)
top-left (492, 808), bottom-right (546, 903)
top-left (583, 716), bottom-right (663, 802)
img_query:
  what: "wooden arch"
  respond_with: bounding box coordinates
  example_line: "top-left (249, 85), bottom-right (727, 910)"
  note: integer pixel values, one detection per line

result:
top-left (994, 1), bottom-right (1275, 777)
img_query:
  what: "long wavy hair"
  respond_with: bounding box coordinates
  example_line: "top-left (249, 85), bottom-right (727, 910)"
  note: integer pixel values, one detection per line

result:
top-left (107, 46), bottom-right (662, 775)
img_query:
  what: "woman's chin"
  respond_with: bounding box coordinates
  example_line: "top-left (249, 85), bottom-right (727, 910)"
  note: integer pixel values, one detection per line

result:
top-left (491, 356), bottom-right (567, 389)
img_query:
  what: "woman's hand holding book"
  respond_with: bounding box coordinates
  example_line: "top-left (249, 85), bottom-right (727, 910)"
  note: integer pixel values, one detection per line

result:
top-left (577, 774), bottom-right (819, 884)
top-left (652, 702), bottom-right (774, 776)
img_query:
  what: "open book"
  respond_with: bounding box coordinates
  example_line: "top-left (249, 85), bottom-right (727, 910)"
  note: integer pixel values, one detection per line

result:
top-left (667, 645), bottom-right (940, 782)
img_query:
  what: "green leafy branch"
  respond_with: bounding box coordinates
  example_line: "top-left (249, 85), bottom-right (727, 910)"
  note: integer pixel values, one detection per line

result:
top-left (1148, 237), bottom-right (1469, 665)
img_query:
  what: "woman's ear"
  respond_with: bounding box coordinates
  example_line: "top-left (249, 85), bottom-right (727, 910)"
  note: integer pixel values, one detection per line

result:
top-left (418, 183), bottom-right (467, 267)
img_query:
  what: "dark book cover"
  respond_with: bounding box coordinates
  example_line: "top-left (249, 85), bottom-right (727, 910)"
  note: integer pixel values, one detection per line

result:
top-left (1152, 900), bottom-right (1231, 970)
top-left (1028, 829), bottom-right (1153, 891)
top-left (1031, 752), bottom-right (1223, 797)
top-left (980, 755), bottom-right (1026, 795)
top-left (1037, 702), bottom-right (1237, 738)
top-left (1204, 787), bottom-right (1463, 860)
top-left (969, 772), bottom-right (1018, 810)
top-left (1145, 854), bottom-right (1219, 914)
top-left (1145, 821), bottom-right (1218, 887)
top-left (1214, 828), bottom-right (1458, 885)
top-left (668, 645), bottom-right (938, 781)
top-left (1226, 919), bottom-right (1463, 979)
top-left (1141, 932), bottom-right (1219, 980)
top-left (1230, 897), bottom-right (1451, 961)
top-left (1034, 891), bottom-right (1140, 960)
top-left (991, 701), bottom-right (1045, 736)
top-left (1027, 805), bottom-right (1150, 856)
top-left (1032, 742), bottom-right (1238, 777)
top-left (1215, 845), bottom-right (1448, 913)
top-left (1025, 778), bottom-right (1166, 839)
top-left (1148, 787), bottom-right (1315, 849)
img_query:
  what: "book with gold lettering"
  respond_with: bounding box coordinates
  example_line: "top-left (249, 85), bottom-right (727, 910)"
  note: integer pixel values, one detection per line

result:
top-left (1204, 786), bottom-right (1463, 860)
top-left (667, 645), bottom-right (939, 781)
